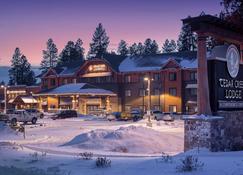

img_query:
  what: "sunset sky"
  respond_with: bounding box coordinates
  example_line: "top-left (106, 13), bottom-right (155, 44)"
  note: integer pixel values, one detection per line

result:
top-left (0, 0), bottom-right (222, 66)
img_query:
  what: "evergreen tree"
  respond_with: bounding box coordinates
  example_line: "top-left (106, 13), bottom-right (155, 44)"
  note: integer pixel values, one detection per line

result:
top-left (88, 23), bottom-right (110, 59)
top-left (40, 38), bottom-right (58, 72)
top-left (143, 38), bottom-right (159, 55)
top-left (162, 39), bottom-right (177, 53)
top-left (9, 48), bottom-right (36, 85)
top-left (58, 39), bottom-right (84, 67)
top-left (117, 40), bottom-right (129, 56)
top-left (177, 24), bottom-right (197, 52)
top-left (221, 0), bottom-right (243, 25)
top-left (129, 43), bottom-right (138, 56)
top-left (136, 42), bottom-right (144, 56)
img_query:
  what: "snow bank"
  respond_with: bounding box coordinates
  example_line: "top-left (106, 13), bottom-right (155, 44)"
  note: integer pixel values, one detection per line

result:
top-left (63, 125), bottom-right (183, 154)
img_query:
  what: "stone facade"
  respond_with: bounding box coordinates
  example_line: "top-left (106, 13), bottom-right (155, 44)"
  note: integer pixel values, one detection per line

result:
top-left (184, 111), bottom-right (243, 152)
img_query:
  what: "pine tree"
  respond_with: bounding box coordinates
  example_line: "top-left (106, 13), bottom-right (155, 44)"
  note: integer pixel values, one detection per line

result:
top-left (117, 40), bottom-right (128, 56)
top-left (136, 42), bottom-right (144, 56)
top-left (221, 0), bottom-right (243, 25)
top-left (169, 40), bottom-right (177, 52)
top-left (88, 23), bottom-right (110, 59)
top-left (9, 48), bottom-right (36, 85)
top-left (177, 24), bottom-right (197, 52)
top-left (143, 38), bottom-right (158, 55)
top-left (162, 39), bottom-right (171, 53)
top-left (129, 43), bottom-right (138, 56)
top-left (58, 39), bottom-right (84, 67)
top-left (40, 38), bottom-right (58, 72)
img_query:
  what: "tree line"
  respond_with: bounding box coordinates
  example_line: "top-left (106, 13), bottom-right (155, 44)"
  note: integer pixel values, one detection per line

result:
top-left (8, 0), bottom-right (243, 86)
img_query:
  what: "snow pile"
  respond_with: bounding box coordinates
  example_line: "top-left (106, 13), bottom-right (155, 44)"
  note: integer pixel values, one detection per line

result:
top-left (63, 125), bottom-right (182, 154)
top-left (0, 122), bottom-right (20, 140)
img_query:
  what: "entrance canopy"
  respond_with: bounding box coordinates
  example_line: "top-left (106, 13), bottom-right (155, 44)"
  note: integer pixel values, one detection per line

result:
top-left (36, 83), bottom-right (116, 96)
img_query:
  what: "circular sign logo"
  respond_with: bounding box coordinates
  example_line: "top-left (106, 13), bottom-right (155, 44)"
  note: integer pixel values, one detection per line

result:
top-left (226, 44), bottom-right (240, 78)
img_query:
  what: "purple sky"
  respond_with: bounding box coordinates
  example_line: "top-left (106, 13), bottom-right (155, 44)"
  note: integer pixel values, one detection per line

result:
top-left (0, 0), bottom-right (222, 66)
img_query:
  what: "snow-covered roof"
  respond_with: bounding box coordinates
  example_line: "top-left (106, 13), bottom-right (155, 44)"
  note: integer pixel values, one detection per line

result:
top-left (37, 83), bottom-right (116, 96)
top-left (119, 52), bottom-right (197, 72)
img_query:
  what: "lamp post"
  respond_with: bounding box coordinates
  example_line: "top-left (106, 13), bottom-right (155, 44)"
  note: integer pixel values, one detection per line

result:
top-left (0, 85), bottom-right (7, 114)
top-left (144, 77), bottom-right (152, 126)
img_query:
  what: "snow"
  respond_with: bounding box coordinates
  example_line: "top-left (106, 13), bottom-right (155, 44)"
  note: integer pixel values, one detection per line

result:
top-left (37, 83), bottom-right (116, 96)
top-left (183, 114), bottom-right (224, 121)
top-left (0, 117), bottom-right (242, 175)
top-left (179, 58), bottom-right (197, 69)
top-left (63, 125), bottom-right (182, 154)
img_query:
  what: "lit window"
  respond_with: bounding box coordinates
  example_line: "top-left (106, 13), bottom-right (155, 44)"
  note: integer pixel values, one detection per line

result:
top-left (169, 88), bottom-right (177, 96)
top-left (88, 64), bottom-right (106, 72)
top-left (125, 90), bottom-right (131, 97)
top-left (169, 105), bottom-right (177, 113)
top-left (169, 72), bottom-right (177, 81)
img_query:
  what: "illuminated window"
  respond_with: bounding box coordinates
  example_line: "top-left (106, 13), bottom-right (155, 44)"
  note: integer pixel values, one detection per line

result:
top-left (125, 90), bottom-right (131, 97)
top-left (88, 64), bottom-right (106, 72)
top-left (169, 88), bottom-right (177, 96)
top-left (169, 105), bottom-right (177, 113)
top-left (169, 72), bottom-right (177, 81)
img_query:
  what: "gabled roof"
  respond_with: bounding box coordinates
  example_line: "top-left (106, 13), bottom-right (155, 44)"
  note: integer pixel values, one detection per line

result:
top-left (119, 51), bottom-right (197, 72)
top-left (36, 83), bottom-right (116, 96)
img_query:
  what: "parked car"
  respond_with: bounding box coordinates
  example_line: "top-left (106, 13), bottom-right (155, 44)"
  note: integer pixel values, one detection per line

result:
top-left (26, 109), bottom-right (44, 119)
top-left (162, 112), bottom-right (175, 121)
top-left (131, 109), bottom-right (143, 122)
top-left (51, 110), bottom-right (78, 120)
top-left (106, 112), bottom-right (121, 121)
top-left (6, 109), bottom-right (15, 114)
top-left (151, 110), bottom-right (164, 121)
top-left (8, 110), bottom-right (38, 125)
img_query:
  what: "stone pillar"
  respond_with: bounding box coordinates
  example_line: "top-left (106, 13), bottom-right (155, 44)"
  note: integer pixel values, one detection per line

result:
top-left (106, 96), bottom-right (111, 113)
top-left (72, 96), bottom-right (76, 110)
top-left (197, 34), bottom-right (212, 115)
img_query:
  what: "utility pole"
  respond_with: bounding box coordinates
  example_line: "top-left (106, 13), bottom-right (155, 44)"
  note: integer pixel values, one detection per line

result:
top-left (144, 77), bottom-right (152, 127)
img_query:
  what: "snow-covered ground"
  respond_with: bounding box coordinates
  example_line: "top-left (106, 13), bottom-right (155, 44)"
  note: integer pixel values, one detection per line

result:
top-left (0, 117), bottom-right (243, 175)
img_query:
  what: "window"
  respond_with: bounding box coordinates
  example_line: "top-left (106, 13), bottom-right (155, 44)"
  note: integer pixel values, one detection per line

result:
top-left (190, 72), bottom-right (197, 81)
top-left (190, 88), bottom-right (197, 96)
top-left (88, 64), bottom-right (106, 72)
top-left (169, 72), bottom-right (177, 81)
top-left (169, 88), bottom-right (177, 96)
top-left (125, 105), bottom-right (131, 112)
top-left (50, 79), bottom-right (56, 86)
top-left (153, 73), bottom-right (160, 81)
top-left (169, 105), bottom-right (177, 113)
top-left (125, 75), bottom-right (131, 83)
top-left (63, 79), bottom-right (68, 84)
top-left (154, 88), bottom-right (160, 95)
top-left (139, 89), bottom-right (146, 96)
top-left (125, 90), bottom-right (131, 97)
top-left (154, 105), bottom-right (161, 111)
top-left (139, 75), bottom-right (145, 82)
top-left (73, 79), bottom-right (76, 83)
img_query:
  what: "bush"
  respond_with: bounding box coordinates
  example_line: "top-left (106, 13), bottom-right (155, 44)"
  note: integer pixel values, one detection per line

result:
top-left (77, 152), bottom-right (93, 160)
top-left (161, 152), bottom-right (173, 163)
top-left (95, 156), bottom-right (111, 168)
top-left (176, 155), bottom-right (204, 172)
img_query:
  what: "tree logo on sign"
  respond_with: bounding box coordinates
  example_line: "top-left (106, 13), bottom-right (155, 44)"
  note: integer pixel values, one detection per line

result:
top-left (226, 45), bottom-right (240, 78)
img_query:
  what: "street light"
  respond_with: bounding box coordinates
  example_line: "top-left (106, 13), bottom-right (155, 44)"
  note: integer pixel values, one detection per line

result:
top-left (144, 77), bottom-right (153, 127)
top-left (0, 85), bottom-right (7, 114)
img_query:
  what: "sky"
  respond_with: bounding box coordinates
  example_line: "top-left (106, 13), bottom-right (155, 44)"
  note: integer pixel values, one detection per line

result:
top-left (0, 0), bottom-right (222, 66)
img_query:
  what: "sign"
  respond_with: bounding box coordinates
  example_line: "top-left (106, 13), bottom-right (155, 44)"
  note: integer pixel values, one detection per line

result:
top-left (226, 44), bottom-right (240, 78)
top-left (208, 45), bottom-right (243, 112)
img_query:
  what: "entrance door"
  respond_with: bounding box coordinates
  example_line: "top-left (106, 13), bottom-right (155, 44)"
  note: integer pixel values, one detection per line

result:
top-left (86, 105), bottom-right (99, 115)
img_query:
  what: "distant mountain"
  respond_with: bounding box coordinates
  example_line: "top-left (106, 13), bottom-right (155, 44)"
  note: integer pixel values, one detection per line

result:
top-left (0, 66), bottom-right (41, 84)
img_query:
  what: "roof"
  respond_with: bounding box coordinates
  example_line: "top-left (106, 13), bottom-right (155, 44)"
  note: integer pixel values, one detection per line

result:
top-left (12, 95), bottom-right (38, 104)
top-left (119, 51), bottom-right (197, 72)
top-left (36, 83), bottom-right (116, 96)
top-left (102, 53), bottom-right (127, 72)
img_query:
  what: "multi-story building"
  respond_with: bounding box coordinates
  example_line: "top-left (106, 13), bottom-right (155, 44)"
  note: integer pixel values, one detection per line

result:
top-left (37, 52), bottom-right (198, 114)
